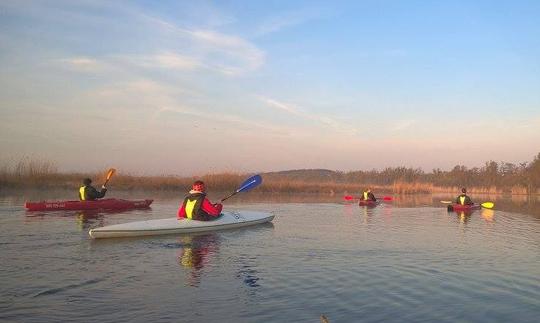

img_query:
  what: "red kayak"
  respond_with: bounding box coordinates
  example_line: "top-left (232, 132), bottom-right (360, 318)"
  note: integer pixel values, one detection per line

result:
top-left (25, 198), bottom-right (153, 211)
top-left (447, 204), bottom-right (481, 212)
top-left (358, 200), bottom-right (379, 207)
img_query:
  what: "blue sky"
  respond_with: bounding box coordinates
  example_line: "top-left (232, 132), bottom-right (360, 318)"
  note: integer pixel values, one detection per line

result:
top-left (1, 0), bottom-right (539, 175)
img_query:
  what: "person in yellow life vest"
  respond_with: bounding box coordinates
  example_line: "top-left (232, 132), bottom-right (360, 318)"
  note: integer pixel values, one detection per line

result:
top-left (455, 188), bottom-right (473, 205)
top-left (79, 178), bottom-right (107, 201)
top-left (177, 180), bottom-right (223, 221)
top-left (360, 188), bottom-right (377, 202)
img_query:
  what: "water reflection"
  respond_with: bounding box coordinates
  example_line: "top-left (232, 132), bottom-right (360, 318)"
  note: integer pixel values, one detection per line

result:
top-left (5, 189), bottom-right (540, 218)
top-left (481, 209), bottom-right (495, 222)
top-left (23, 209), bottom-right (150, 231)
top-left (177, 234), bottom-right (220, 287)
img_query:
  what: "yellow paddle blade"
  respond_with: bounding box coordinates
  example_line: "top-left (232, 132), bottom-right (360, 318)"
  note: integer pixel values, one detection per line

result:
top-left (481, 202), bottom-right (494, 209)
top-left (106, 168), bottom-right (116, 180)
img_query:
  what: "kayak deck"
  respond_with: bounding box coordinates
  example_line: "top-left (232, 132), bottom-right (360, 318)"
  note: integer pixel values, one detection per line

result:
top-left (25, 198), bottom-right (153, 211)
top-left (89, 211), bottom-right (274, 239)
top-left (447, 204), bottom-right (481, 212)
top-left (358, 200), bottom-right (379, 207)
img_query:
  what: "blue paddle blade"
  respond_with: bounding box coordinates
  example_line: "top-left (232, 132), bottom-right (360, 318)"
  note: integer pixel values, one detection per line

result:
top-left (236, 174), bottom-right (262, 193)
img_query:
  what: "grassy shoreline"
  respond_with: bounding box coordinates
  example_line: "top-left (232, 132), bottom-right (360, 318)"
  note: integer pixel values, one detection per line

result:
top-left (1, 157), bottom-right (539, 195)
top-left (1, 171), bottom-right (538, 196)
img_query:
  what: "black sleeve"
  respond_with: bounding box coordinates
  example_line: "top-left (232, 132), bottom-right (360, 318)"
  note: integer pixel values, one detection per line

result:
top-left (87, 186), bottom-right (107, 200)
top-left (369, 193), bottom-right (377, 201)
top-left (465, 196), bottom-right (473, 205)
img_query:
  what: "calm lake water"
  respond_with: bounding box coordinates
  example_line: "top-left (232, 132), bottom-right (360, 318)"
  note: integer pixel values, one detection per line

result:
top-left (1, 190), bottom-right (539, 322)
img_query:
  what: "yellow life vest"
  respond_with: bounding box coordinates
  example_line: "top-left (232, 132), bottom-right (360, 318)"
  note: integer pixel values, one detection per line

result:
top-left (79, 186), bottom-right (86, 201)
top-left (363, 191), bottom-right (369, 200)
top-left (459, 196), bottom-right (466, 205)
top-left (185, 198), bottom-right (198, 219)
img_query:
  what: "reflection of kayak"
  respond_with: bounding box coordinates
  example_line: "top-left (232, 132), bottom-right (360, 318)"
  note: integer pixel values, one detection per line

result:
top-left (358, 200), bottom-right (379, 207)
top-left (25, 198), bottom-right (153, 211)
top-left (89, 211), bottom-right (274, 239)
top-left (447, 204), bottom-right (481, 212)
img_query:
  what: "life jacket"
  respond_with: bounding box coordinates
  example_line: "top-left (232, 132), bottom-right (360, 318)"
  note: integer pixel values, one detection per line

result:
top-left (79, 186), bottom-right (87, 201)
top-left (459, 195), bottom-right (466, 205)
top-left (363, 191), bottom-right (369, 200)
top-left (182, 192), bottom-right (210, 220)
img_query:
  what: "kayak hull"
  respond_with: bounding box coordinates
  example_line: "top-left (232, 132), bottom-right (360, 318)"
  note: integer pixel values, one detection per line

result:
top-left (89, 211), bottom-right (274, 239)
top-left (25, 198), bottom-right (153, 211)
top-left (358, 200), bottom-right (379, 207)
top-left (447, 204), bottom-right (481, 212)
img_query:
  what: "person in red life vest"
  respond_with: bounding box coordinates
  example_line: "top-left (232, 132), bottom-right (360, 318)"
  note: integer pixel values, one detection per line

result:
top-left (178, 180), bottom-right (223, 221)
top-left (455, 188), bottom-right (473, 205)
top-left (360, 188), bottom-right (377, 201)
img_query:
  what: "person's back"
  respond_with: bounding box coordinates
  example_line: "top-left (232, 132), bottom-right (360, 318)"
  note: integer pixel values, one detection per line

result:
top-left (178, 181), bottom-right (222, 221)
top-left (79, 178), bottom-right (107, 201)
top-left (456, 188), bottom-right (473, 205)
top-left (361, 189), bottom-right (377, 201)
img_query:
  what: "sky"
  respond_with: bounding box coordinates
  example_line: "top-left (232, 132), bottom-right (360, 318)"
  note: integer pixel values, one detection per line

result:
top-left (1, 0), bottom-right (539, 175)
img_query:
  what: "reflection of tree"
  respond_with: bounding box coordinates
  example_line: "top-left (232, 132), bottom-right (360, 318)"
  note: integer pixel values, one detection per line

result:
top-left (177, 234), bottom-right (220, 287)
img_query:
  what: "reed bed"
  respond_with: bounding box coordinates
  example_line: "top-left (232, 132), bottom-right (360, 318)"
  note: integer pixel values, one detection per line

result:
top-left (1, 157), bottom-right (540, 195)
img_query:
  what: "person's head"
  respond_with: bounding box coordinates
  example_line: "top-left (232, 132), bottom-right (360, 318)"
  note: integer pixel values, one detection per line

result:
top-left (366, 188), bottom-right (371, 193)
top-left (83, 178), bottom-right (92, 186)
top-left (192, 180), bottom-right (206, 192)
top-left (462, 188), bottom-right (467, 194)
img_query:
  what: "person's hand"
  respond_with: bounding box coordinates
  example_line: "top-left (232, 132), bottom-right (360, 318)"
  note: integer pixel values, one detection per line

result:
top-left (102, 185), bottom-right (107, 189)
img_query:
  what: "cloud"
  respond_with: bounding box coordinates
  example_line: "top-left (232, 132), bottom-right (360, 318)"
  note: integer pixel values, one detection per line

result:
top-left (258, 96), bottom-right (360, 136)
top-left (390, 119), bottom-right (416, 132)
top-left (117, 52), bottom-right (201, 70)
top-left (56, 57), bottom-right (107, 73)
top-left (258, 97), bottom-right (302, 115)
top-left (255, 6), bottom-right (329, 36)
top-left (139, 15), bottom-right (265, 75)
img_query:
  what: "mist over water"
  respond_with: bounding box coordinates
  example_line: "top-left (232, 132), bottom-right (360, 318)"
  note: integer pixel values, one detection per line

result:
top-left (1, 191), bottom-right (539, 322)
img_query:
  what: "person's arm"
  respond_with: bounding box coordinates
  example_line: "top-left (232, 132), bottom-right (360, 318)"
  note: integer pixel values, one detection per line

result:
top-left (177, 203), bottom-right (186, 219)
top-left (87, 186), bottom-right (107, 200)
top-left (201, 198), bottom-right (222, 216)
top-left (369, 193), bottom-right (377, 201)
top-left (96, 187), bottom-right (107, 199)
top-left (465, 196), bottom-right (473, 205)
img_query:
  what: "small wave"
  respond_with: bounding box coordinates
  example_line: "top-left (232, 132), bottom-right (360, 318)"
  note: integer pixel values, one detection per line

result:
top-left (33, 278), bottom-right (103, 298)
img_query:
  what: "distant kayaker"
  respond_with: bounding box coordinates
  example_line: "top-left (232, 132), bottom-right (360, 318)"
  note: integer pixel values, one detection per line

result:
top-left (178, 180), bottom-right (223, 221)
top-left (79, 178), bottom-right (107, 201)
top-left (456, 188), bottom-right (473, 205)
top-left (361, 188), bottom-right (377, 201)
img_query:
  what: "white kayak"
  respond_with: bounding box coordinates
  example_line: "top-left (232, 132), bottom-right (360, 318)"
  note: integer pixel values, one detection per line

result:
top-left (89, 210), bottom-right (274, 239)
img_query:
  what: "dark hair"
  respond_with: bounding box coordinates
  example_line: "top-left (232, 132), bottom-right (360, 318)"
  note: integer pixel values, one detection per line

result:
top-left (461, 188), bottom-right (467, 193)
top-left (83, 178), bottom-right (92, 185)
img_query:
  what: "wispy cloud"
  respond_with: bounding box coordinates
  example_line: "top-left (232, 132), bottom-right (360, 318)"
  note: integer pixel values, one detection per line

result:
top-left (255, 6), bottom-right (330, 36)
top-left (258, 96), bottom-right (360, 136)
top-left (57, 57), bottom-right (107, 73)
top-left (390, 119), bottom-right (416, 132)
top-left (117, 52), bottom-right (201, 70)
top-left (139, 14), bottom-right (265, 75)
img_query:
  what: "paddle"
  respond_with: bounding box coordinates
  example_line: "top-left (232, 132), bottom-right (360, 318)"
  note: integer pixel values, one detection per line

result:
top-left (103, 168), bottom-right (116, 187)
top-left (344, 195), bottom-right (393, 201)
top-left (220, 174), bottom-right (262, 202)
top-left (440, 200), bottom-right (494, 209)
